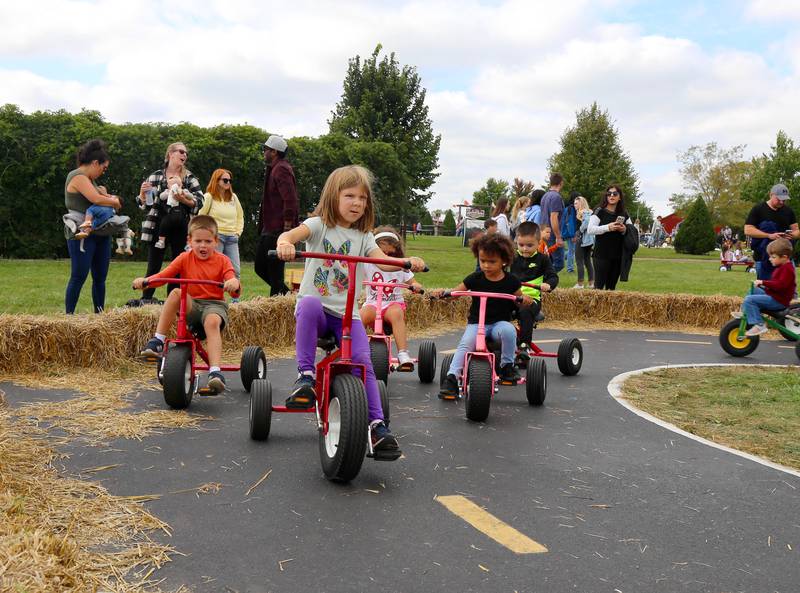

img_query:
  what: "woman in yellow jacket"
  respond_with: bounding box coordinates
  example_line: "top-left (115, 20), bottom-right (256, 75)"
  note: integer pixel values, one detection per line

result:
top-left (199, 169), bottom-right (244, 298)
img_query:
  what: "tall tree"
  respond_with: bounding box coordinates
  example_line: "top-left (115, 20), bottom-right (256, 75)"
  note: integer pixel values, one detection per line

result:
top-left (472, 177), bottom-right (509, 209)
top-left (548, 102), bottom-right (649, 222)
top-left (670, 142), bottom-right (752, 227)
top-left (329, 44), bottom-right (441, 221)
top-left (740, 131), bottom-right (800, 204)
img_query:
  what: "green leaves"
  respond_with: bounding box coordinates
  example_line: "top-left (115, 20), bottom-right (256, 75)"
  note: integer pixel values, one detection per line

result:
top-left (674, 197), bottom-right (716, 255)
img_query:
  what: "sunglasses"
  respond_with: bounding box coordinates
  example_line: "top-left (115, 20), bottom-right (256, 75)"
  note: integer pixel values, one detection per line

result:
top-left (220, 178), bottom-right (231, 184)
top-left (174, 149), bottom-right (188, 155)
top-left (606, 190), bottom-right (620, 197)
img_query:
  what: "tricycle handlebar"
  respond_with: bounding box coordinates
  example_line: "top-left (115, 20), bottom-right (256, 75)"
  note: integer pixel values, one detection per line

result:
top-left (362, 280), bottom-right (424, 294)
top-left (443, 290), bottom-right (523, 303)
top-left (268, 250), bottom-right (428, 272)
top-left (140, 278), bottom-right (224, 289)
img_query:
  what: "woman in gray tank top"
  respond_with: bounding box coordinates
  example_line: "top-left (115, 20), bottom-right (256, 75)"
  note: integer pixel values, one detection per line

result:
top-left (64, 139), bottom-right (121, 313)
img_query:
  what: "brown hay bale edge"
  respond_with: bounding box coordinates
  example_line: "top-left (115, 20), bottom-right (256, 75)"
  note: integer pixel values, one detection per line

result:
top-left (0, 291), bottom-right (740, 373)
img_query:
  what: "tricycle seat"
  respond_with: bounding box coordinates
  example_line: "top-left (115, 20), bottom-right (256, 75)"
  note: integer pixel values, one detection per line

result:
top-left (317, 332), bottom-right (338, 352)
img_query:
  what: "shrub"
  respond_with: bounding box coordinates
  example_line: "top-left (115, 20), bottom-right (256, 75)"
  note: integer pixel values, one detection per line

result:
top-left (442, 210), bottom-right (456, 234)
top-left (674, 197), bottom-right (716, 255)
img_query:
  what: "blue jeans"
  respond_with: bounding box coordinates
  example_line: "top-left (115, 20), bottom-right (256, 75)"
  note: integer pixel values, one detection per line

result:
top-left (547, 235), bottom-right (565, 272)
top-left (216, 234), bottom-right (241, 277)
top-left (447, 321), bottom-right (516, 378)
top-left (742, 287), bottom-right (785, 326)
top-left (65, 235), bottom-right (111, 313)
top-left (565, 238), bottom-right (576, 272)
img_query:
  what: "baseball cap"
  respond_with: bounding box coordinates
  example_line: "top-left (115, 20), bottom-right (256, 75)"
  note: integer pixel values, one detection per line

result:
top-left (264, 134), bottom-right (288, 152)
top-left (770, 183), bottom-right (790, 200)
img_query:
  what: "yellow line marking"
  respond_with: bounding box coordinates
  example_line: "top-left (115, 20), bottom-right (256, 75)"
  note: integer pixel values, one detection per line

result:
top-left (440, 348), bottom-right (458, 354)
top-left (436, 495), bottom-right (547, 554)
top-left (645, 339), bottom-right (712, 345)
top-left (778, 345), bottom-right (794, 350)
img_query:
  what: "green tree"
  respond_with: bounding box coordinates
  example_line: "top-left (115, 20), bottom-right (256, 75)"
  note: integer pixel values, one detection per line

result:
top-left (472, 177), bottom-right (509, 209)
top-left (741, 131), bottom-right (800, 205)
top-left (421, 210), bottom-right (433, 226)
top-left (442, 209), bottom-right (456, 234)
top-left (548, 102), bottom-right (650, 223)
top-left (674, 197), bottom-right (716, 255)
top-left (329, 44), bottom-right (441, 222)
top-left (670, 142), bottom-right (752, 227)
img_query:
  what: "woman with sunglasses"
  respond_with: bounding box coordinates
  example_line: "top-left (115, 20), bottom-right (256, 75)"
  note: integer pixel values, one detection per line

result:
top-left (199, 169), bottom-right (244, 292)
top-left (587, 184), bottom-right (631, 290)
top-left (136, 142), bottom-right (205, 302)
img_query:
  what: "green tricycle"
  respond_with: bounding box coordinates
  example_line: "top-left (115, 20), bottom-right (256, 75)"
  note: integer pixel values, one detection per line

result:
top-left (719, 282), bottom-right (800, 359)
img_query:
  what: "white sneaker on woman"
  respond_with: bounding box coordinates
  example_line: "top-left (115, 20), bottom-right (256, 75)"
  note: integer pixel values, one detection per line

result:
top-left (573, 283), bottom-right (584, 289)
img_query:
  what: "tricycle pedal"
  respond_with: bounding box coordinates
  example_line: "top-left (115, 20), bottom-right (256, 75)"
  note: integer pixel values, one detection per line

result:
top-left (367, 450), bottom-right (402, 461)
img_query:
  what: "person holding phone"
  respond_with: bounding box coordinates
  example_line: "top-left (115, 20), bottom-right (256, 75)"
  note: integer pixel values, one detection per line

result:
top-left (744, 184), bottom-right (798, 279)
top-left (587, 184), bottom-right (631, 290)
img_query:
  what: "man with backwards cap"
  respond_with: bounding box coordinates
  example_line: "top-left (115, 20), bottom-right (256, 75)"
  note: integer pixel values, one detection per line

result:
top-left (744, 183), bottom-right (799, 279)
top-left (255, 134), bottom-right (299, 295)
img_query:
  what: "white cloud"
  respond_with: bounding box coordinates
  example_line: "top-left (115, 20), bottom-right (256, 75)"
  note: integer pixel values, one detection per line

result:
top-left (2, 0), bottom-right (800, 217)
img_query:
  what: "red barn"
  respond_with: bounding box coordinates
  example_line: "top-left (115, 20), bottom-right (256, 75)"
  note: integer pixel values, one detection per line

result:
top-left (659, 213), bottom-right (683, 235)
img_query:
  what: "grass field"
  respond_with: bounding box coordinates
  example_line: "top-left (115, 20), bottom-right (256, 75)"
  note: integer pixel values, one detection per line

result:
top-left (622, 366), bottom-right (800, 469)
top-left (0, 236), bottom-right (792, 315)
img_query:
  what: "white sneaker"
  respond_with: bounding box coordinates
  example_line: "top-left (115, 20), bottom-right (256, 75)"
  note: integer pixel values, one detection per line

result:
top-left (744, 324), bottom-right (768, 337)
top-left (397, 350), bottom-right (414, 370)
top-left (154, 238), bottom-right (165, 249)
top-left (730, 311), bottom-right (742, 319)
top-left (573, 283), bottom-right (584, 289)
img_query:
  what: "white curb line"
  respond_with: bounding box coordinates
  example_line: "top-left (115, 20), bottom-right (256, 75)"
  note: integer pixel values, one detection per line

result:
top-left (608, 363), bottom-right (800, 479)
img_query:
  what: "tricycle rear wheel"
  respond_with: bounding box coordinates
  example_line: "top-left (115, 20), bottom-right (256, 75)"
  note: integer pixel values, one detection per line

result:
top-left (240, 346), bottom-right (267, 392)
top-left (369, 340), bottom-right (390, 383)
top-left (319, 374), bottom-right (368, 482)
top-left (525, 358), bottom-right (547, 406)
top-left (249, 379), bottom-right (272, 441)
top-left (378, 379), bottom-right (390, 423)
top-left (417, 340), bottom-right (437, 384)
top-left (557, 338), bottom-right (583, 376)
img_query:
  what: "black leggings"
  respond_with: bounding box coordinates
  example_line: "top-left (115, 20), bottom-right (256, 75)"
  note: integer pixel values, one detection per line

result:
top-left (254, 232), bottom-right (289, 296)
top-left (575, 244), bottom-right (594, 284)
top-left (142, 217), bottom-right (188, 300)
top-left (593, 257), bottom-right (622, 290)
top-left (516, 301), bottom-right (542, 346)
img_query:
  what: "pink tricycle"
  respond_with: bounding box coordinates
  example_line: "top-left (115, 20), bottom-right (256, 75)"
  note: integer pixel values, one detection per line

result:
top-left (362, 279), bottom-right (437, 385)
top-left (438, 290), bottom-right (547, 422)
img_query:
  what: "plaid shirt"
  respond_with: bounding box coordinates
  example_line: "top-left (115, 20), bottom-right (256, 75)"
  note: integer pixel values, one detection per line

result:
top-left (137, 169), bottom-right (204, 243)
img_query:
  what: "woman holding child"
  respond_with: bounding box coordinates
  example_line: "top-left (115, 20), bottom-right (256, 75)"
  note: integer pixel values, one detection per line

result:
top-left (137, 142), bottom-right (205, 302)
top-left (64, 139), bottom-right (123, 314)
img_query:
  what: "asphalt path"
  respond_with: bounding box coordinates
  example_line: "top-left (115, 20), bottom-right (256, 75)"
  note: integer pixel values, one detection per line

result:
top-left (4, 329), bottom-right (799, 593)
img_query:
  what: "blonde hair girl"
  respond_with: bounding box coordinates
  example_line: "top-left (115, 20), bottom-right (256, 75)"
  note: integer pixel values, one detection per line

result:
top-left (274, 166), bottom-right (426, 456)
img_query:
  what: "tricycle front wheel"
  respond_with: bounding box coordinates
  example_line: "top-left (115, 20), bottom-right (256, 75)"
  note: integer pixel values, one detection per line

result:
top-left (319, 374), bottom-right (368, 483)
top-left (719, 319), bottom-right (759, 357)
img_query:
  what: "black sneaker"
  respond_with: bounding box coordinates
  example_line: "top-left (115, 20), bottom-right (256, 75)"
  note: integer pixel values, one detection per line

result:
top-left (439, 373), bottom-right (459, 399)
top-left (370, 420), bottom-right (399, 452)
top-left (286, 373), bottom-right (316, 409)
top-left (207, 371), bottom-right (226, 394)
top-left (140, 337), bottom-right (164, 358)
top-left (515, 347), bottom-right (531, 367)
top-left (499, 363), bottom-right (520, 385)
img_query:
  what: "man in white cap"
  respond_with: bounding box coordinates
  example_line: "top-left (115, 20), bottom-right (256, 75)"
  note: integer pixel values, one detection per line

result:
top-left (255, 135), bottom-right (299, 295)
top-left (744, 183), bottom-right (798, 279)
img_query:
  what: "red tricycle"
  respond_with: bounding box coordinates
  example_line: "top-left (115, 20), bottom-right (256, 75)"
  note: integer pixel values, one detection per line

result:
top-left (139, 278), bottom-right (266, 410)
top-left (514, 282), bottom-right (584, 376)
top-left (248, 250), bottom-right (419, 482)
top-left (437, 290), bottom-right (547, 422)
top-left (362, 279), bottom-right (437, 385)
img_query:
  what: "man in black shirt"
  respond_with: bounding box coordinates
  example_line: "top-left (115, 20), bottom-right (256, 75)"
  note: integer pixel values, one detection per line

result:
top-left (744, 183), bottom-right (798, 279)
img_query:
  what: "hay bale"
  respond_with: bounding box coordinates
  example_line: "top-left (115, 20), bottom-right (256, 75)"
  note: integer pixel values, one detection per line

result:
top-left (0, 291), bottom-right (742, 373)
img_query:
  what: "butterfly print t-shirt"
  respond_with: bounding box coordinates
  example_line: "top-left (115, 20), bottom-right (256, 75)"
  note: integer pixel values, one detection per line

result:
top-left (296, 217), bottom-right (379, 317)
top-left (363, 264), bottom-right (414, 309)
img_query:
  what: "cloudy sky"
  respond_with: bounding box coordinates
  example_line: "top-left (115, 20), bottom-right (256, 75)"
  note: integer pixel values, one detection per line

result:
top-left (2, 0), bottom-right (800, 215)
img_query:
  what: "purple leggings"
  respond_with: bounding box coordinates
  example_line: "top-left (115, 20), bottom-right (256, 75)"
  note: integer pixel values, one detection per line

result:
top-left (295, 296), bottom-right (383, 422)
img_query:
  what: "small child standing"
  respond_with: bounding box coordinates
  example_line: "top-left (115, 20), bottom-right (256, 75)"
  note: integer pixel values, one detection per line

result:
top-left (276, 165), bottom-right (426, 457)
top-left (734, 239), bottom-right (796, 336)
top-left (135, 215), bottom-right (240, 393)
top-left (510, 222), bottom-right (559, 363)
top-left (538, 226), bottom-right (559, 256)
top-left (436, 233), bottom-right (532, 397)
top-left (359, 226), bottom-right (423, 370)
top-left (155, 175), bottom-right (185, 250)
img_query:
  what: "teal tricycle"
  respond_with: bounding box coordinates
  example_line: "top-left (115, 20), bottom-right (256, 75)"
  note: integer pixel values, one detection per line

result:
top-left (719, 283), bottom-right (800, 359)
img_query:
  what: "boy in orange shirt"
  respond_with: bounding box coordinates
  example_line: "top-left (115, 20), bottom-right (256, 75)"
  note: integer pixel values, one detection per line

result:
top-left (538, 226), bottom-right (559, 256)
top-left (134, 215), bottom-right (240, 393)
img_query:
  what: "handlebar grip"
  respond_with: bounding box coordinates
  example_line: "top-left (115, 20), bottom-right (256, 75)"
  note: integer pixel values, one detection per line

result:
top-left (267, 249), bottom-right (303, 259)
top-left (141, 279), bottom-right (149, 289)
top-left (515, 296), bottom-right (524, 303)
top-left (422, 266), bottom-right (430, 273)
